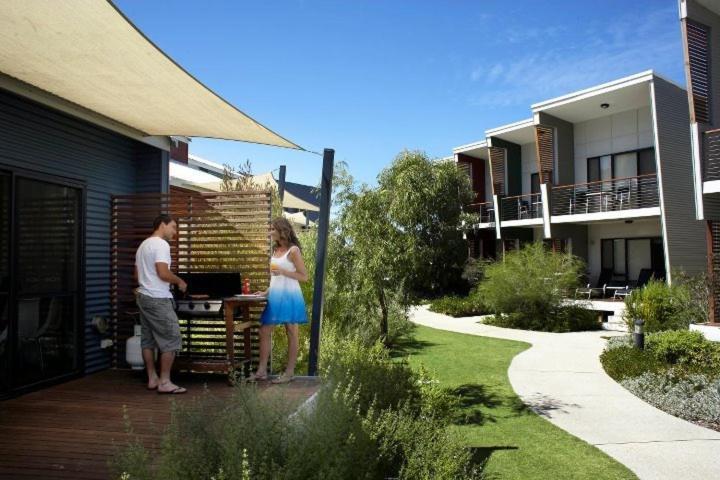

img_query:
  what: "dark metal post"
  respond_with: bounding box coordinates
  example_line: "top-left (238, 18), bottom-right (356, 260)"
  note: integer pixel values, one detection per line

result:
top-left (633, 319), bottom-right (645, 350)
top-left (278, 165), bottom-right (286, 203)
top-left (308, 149), bottom-right (334, 376)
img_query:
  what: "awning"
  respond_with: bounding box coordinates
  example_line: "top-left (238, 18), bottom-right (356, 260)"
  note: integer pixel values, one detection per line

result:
top-left (0, 1), bottom-right (300, 149)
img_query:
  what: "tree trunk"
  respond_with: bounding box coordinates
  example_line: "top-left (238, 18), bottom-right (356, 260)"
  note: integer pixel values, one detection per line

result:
top-left (378, 287), bottom-right (389, 346)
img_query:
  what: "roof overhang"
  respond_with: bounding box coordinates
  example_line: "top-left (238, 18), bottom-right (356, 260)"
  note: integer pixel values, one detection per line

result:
top-left (486, 118), bottom-right (535, 145)
top-left (453, 140), bottom-right (488, 160)
top-left (531, 71), bottom-right (658, 124)
top-left (0, 1), bottom-right (300, 149)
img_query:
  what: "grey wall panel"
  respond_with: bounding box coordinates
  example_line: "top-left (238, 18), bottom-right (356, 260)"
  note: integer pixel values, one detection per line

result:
top-left (653, 77), bottom-right (709, 279)
top-left (0, 88), bottom-right (167, 374)
top-left (550, 224), bottom-right (588, 263)
top-left (537, 112), bottom-right (574, 186)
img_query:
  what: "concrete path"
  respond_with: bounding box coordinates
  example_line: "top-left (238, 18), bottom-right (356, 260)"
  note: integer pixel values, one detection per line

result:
top-left (411, 305), bottom-right (720, 480)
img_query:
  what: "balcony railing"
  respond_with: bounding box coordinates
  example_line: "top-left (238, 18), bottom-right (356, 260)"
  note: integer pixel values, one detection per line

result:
top-left (465, 201), bottom-right (495, 224)
top-left (551, 174), bottom-right (659, 217)
top-left (500, 193), bottom-right (542, 221)
top-left (704, 129), bottom-right (720, 182)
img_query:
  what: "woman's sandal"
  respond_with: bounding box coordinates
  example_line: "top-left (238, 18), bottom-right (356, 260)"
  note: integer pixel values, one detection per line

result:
top-left (271, 374), bottom-right (294, 385)
top-left (246, 372), bottom-right (268, 383)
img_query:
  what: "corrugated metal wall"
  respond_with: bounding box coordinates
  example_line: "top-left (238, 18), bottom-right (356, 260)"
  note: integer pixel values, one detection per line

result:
top-left (652, 77), bottom-right (709, 279)
top-left (0, 88), bottom-right (167, 374)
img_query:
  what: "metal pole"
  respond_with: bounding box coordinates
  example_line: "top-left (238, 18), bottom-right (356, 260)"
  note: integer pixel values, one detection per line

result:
top-left (278, 165), bottom-right (286, 203)
top-left (308, 149), bottom-right (334, 376)
top-left (633, 319), bottom-right (645, 350)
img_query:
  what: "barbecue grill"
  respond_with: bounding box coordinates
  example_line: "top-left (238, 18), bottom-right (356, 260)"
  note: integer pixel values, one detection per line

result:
top-left (174, 272), bottom-right (242, 316)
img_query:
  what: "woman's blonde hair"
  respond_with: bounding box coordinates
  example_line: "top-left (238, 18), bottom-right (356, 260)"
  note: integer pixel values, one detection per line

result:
top-left (271, 217), bottom-right (301, 250)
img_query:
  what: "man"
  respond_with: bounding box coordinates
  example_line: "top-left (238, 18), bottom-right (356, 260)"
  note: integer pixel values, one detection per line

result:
top-left (135, 214), bottom-right (187, 394)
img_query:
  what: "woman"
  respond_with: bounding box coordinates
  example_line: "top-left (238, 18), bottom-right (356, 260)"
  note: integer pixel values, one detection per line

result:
top-left (250, 217), bottom-right (308, 384)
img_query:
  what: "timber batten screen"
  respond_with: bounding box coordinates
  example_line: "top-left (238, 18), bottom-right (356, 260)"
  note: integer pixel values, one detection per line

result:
top-left (490, 147), bottom-right (505, 195)
top-left (111, 190), bottom-right (272, 369)
top-left (685, 20), bottom-right (712, 124)
top-left (535, 125), bottom-right (555, 184)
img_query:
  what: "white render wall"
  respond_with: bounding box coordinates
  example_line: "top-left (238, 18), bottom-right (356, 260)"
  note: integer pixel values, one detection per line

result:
top-left (521, 142), bottom-right (538, 195)
top-left (573, 106), bottom-right (654, 184)
top-left (586, 218), bottom-right (661, 284)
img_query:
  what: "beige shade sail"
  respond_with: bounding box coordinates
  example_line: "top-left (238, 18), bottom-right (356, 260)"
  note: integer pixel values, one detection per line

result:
top-left (0, 0), bottom-right (301, 149)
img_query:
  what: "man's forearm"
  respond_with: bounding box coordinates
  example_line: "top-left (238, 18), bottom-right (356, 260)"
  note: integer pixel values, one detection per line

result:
top-left (158, 271), bottom-right (184, 286)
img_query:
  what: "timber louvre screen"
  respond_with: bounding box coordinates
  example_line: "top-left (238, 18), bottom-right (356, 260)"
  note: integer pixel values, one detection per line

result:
top-left (535, 125), bottom-right (554, 184)
top-left (686, 20), bottom-right (712, 124)
top-left (111, 190), bottom-right (272, 369)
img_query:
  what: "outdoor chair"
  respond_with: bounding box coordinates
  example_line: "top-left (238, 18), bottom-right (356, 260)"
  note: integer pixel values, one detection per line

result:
top-left (575, 268), bottom-right (613, 299)
top-left (612, 268), bottom-right (654, 299)
top-left (569, 190), bottom-right (588, 215)
top-left (518, 200), bottom-right (530, 219)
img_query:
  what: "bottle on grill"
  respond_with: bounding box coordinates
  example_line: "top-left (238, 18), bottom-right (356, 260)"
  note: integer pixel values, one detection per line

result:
top-left (242, 278), bottom-right (250, 295)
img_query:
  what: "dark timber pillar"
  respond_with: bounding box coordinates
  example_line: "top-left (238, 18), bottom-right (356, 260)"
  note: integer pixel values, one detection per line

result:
top-left (308, 149), bottom-right (334, 376)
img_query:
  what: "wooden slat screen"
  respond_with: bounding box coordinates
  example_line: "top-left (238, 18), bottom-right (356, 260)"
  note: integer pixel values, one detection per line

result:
top-left (535, 125), bottom-right (554, 184)
top-left (490, 147), bottom-right (505, 195)
top-left (710, 221), bottom-right (720, 322)
top-left (686, 20), bottom-right (712, 124)
top-left (111, 190), bottom-right (272, 369)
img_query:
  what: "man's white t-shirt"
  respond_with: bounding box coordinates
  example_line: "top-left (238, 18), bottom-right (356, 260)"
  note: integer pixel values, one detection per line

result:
top-left (136, 236), bottom-right (173, 298)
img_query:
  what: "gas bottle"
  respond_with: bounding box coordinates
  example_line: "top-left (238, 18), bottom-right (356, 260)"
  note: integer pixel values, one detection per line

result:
top-left (125, 324), bottom-right (144, 370)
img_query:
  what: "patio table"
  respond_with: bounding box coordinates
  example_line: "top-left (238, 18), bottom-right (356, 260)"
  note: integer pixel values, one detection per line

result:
top-left (223, 295), bottom-right (266, 382)
top-left (586, 191), bottom-right (612, 212)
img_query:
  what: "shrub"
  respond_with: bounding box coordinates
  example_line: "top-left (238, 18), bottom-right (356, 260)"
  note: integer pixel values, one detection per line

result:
top-left (113, 335), bottom-right (480, 480)
top-left (428, 294), bottom-right (487, 318)
top-left (320, 334), bottom-right (421, 414)
top-left (621, 372), bottom-right (720, 429)
top-left (623, 280), bottom-right (691, 332)
top-left (672, 270), bottom-right (713, 325)
top-left (646, 330), bottom-right (720, 373)
top-left (478, 243), bottom-right (596, 331)
top-left (483, 304), bottom-right (599, 333)
top-left (600, 345), bottom-right (665, 381)
top-left (605, 334), bottom-right (633, 351)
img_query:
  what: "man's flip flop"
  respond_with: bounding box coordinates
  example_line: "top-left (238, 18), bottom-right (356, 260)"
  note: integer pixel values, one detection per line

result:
top-left (157, 386), bottom-right (187, 394)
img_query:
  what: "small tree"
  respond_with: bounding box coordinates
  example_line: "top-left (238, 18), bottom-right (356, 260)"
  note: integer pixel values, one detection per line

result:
top-left (221, 160), bottom-right (283, 218)
top-left (478, 243), bottom-right (595, 331)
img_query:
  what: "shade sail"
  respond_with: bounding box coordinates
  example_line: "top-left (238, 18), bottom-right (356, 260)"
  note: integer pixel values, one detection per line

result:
top-left (0, 1), bottom-right (300, 149)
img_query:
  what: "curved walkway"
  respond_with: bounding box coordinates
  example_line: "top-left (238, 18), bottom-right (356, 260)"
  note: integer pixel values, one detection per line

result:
top-left (411, 306), bottom-right (720, 480)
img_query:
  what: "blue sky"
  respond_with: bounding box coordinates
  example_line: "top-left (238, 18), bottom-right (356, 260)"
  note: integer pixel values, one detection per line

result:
top-left (115, 0), bottom-right (685, 187)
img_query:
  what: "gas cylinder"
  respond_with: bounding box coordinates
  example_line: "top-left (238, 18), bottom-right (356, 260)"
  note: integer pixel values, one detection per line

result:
top-left (125, 324), bottom-right (144, 370)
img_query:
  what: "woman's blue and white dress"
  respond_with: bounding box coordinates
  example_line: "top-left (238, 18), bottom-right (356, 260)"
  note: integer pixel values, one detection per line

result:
top-left (260, 247), bottom-right (308, 325)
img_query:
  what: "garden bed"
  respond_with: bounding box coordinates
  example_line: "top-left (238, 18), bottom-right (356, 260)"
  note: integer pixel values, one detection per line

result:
top-left (600, 331), bottom-right (720, 432)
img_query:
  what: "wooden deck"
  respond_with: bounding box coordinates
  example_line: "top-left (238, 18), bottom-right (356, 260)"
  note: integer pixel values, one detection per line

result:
top-left (0, 370), bottom-right (319, 479)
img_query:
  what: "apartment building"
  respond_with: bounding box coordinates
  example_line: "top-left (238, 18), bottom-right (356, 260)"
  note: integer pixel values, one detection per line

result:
top-left (678, 0), bottom-right (720, 320)
top-left (457, 71), bottom-right (707, 292)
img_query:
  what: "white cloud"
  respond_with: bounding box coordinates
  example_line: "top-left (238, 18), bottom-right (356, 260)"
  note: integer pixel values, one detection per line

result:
top-left (467, 7), bottom-right (683, 108)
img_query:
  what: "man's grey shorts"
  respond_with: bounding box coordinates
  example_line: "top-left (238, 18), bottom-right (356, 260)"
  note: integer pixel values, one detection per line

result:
top-left (136, 293), bottom-right (182, 353)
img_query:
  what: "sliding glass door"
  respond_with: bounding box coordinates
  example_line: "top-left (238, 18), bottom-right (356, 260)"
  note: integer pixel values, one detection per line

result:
top-left (0, 172), bottom-right (82, 395)
top-left (0, 173), bottom-right (10, 393)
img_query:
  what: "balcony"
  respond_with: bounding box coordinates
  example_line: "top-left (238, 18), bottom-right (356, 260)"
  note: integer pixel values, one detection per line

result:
top-left (704, 129), bottom-right (720, 183)
top-left (500, 193), bottom-right (543, 223)
top-left (551, 174), bottom-right (659, 219)
top-left (464, 201), bottom-right (495, 226)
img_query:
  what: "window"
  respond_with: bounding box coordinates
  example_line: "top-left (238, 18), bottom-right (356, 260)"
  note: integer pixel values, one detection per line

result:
top-left (601, 237), bottom-right (664, 283)
top-left (531, 173), bottom-right (540, 195)
top-left (587, 148), bottom-right (656, 183)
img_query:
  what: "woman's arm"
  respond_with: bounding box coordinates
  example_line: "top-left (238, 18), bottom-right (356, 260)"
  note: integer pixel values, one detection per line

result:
top-left (277, 246), bottom-right (308, 282)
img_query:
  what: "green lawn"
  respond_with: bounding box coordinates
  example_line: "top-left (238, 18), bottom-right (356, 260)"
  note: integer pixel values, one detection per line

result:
top-left (401, 325), bottom-right (636, 480)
